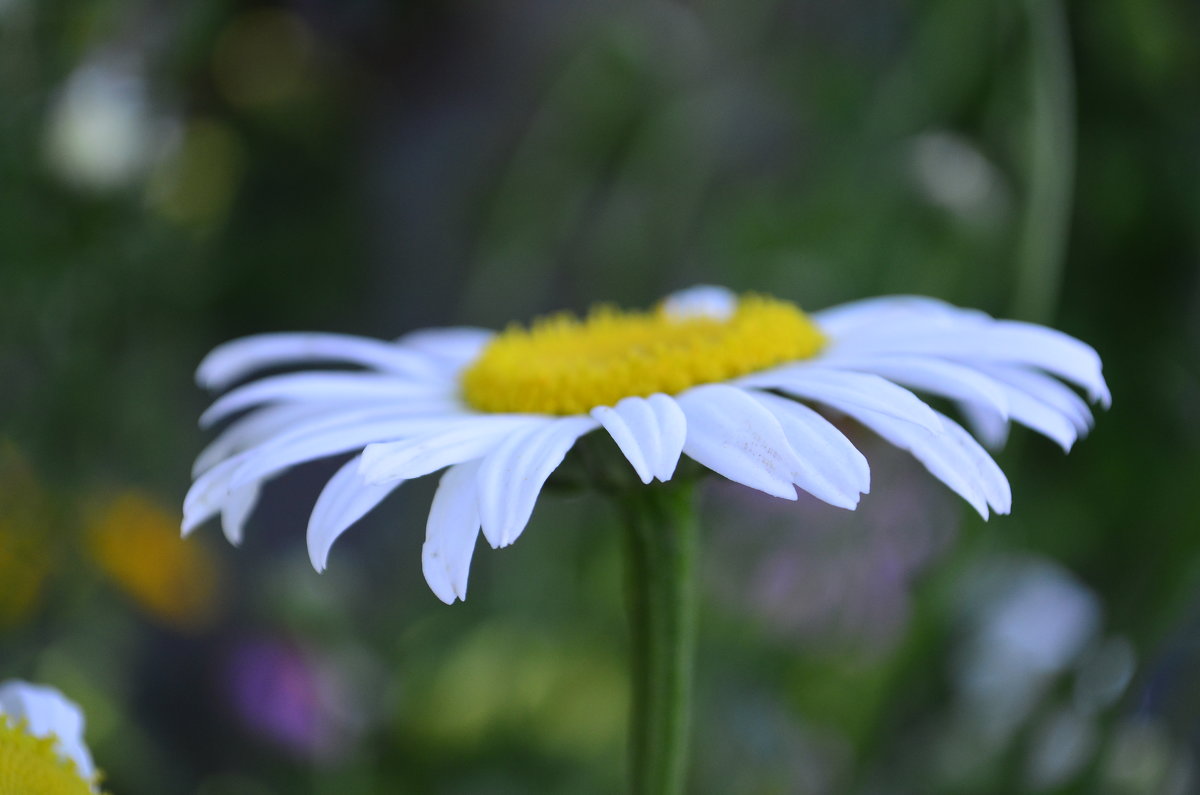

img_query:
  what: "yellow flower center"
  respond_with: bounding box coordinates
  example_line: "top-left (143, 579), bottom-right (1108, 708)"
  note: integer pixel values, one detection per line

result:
top-left (462, 294), bottom-right (825, 415)
top-left (0, 720), bottom-right (94, 795)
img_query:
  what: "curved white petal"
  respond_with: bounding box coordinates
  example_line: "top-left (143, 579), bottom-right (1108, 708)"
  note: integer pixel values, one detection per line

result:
top-left (308, 455), bottom-right (403, 572)
top-left (848, 407), bottom-right (1008, 519)
top-left (227, 414), bottom-right (468, 491)
top-left (200, 373), bottom-right (454, 428)
top-left (182, 453), bottom-right (249, 536)
top-left (194, 403), bottom-right (334, 476)
top-left (197, 332), bottom-right (438, 391)
top-left (675, 384), bottom-right (803, 500)
top-left (201, 400), bottom-right (463, 478)
top-left (981, 365), bottom-right (1094, 434)
top-left (648, 394), bottom-right (689, 481)
top-left (987, 322), bottom-right (1110, 408)
top-left (937, 411), bottom-right (1011, 514)
top-left (661, 285), bottom-right (738, 320)
top-left (591, 394), bottom-right (686, 484)
top-left (818, 353), bottom-right (1010, 419)
top-left (422, 459), bottom-right (483, 604)
top-left (476, 417), bottom-right (598, 548)
top-left (749, 391), bottom-right (870, 509)
top-left (0, 681), bottom-right (96, 783)
top-left (396, 327), bottom-right (494, 367)
top-left (812, 294), bottom-right (970, 336)
top-left (739, 366), bottom-right (943, 432)
top-left (220, 481), bottom-right (260, 546)
top-left (960, 400), bottom-right (1011, 449)
top-left (186, 415), bottom-right (462, 535)
top-left (993, 383), bottom-right (1079, 452)
top-left (829, 321), bottom-right (1110, 407)
top-left (359, 416), bottom-right (543, 484)
top-left (592, 401), bottom-right (651, 483)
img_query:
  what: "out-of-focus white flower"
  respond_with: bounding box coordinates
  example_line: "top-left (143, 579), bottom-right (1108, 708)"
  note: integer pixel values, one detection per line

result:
top-left (953, 559), bottom-right (1101, 743)
top-left (44, 59), bottom-right (156, 191)
top-left (908, 130), bottom-right (1005, 219)
top-left (977, 564), bottom-right (1100, 675)
top-left (1023, 706), bottom-right (1098, 791)
top-left (184, 286), bottom-right (1109, 603)
top-left (0, 679), bottom-right (99, 793)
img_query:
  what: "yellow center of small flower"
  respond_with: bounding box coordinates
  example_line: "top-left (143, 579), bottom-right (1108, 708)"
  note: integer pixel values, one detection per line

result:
top-left (0, 720), bottom-right (94, 795)
top-left (462, 294), bottom-right (825, 415)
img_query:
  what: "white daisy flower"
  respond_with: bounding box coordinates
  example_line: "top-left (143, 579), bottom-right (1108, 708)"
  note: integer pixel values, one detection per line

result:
top-left (183, 286), bottom-right (1109, 604)
top-left (0, 680), bottom-right (100, 793)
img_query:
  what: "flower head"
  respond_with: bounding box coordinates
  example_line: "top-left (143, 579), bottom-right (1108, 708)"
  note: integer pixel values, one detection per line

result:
top-left (184, 286), bottom-right (1109, 604)
top-left (0, 680), bottom-right (99, 794)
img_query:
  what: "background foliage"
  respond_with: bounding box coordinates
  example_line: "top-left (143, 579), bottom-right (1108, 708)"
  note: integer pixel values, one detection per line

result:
top-left (2, 0), bottom-right (1199, 792)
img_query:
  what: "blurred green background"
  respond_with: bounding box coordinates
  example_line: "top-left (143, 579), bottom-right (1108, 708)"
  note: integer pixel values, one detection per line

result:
top-left (2, 0), bottom-right (1199, 792)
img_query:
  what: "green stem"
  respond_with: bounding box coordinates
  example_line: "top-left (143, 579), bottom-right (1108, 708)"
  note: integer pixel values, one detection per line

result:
top-left (1013, 0), bottom-right (1076, 323)
top-left (619, 480), bottom-right (698, 795)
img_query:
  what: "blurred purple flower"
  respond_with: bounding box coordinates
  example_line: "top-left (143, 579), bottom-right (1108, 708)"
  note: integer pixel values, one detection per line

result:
top-left (225, 637), bottom-right (360, 761)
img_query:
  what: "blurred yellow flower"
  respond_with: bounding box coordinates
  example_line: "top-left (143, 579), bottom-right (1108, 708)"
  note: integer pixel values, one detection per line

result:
top-left (87, 492), bottom-right (222, 631)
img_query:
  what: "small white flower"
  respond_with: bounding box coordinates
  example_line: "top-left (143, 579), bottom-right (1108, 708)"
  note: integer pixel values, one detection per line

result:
top-left (45, 59), bottom-right (155, 192)
top-left (0, 680), bottom-right (99, 793)
top-left (184, 286), bottom-right (1109, 604)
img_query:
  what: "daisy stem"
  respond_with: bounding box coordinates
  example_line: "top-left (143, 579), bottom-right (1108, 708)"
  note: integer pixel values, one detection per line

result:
top-left (619, 480), bottom-right (698, 795)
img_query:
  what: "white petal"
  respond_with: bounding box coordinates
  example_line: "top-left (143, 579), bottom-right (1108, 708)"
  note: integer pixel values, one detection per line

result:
top-left (829, 320), bottom-right (1110, 407)
top-left (819, 353), bottom-right (1010, 419)
top-left (739, 366), bottom-right (943, 432)
top-left (960, 400), bottom-right (1011, 449)
top-left (993, 382), bottom-right (1079, 452)
top-left (648, 394), bottom-right (688, 481)
top-left (187, 411), bottom-right (471, 534)
top-left (200, 372), bottom-right (454, 428)
top-left (937, 411), bottom-right (1012, 514)
top-left (396, 327), bottom-right (494, 366)
top-left (202, 400), bottom-right (463, 477)
top-left (359, 416), bottom-right (542, 484)
top-left (675, 384), bottom-right (803, 500)
top-left (0, 681), bottom-right (95, 781)
top-left (476, 417), bottom-right (597, 548)
top-left (220, 481), bottom-right (260, 546)
top-left (986, 321), bottom-right (1110, 408)
top-left (591, 401), bottom-right (652, 483)
top-left (812, 294), bottom-right (969, 336)
top-left (981, 365), bottom-right (1093, 434)
top-left (197, 332), bottom-right (438, 390)
top-left (227, 414), bottom-right (469, 491)
top-left (749, 391), bottom-right (870, 509)
top-left (307, 455), bottom-right (402, 572)
top-left (194, 403), bottom-right (332, 476)
top-left (591, 394), bottom-right (687, 484)
top-left (422, 459), bottom-right (483, 604)
top-left (848, 407), bottom-right (1006, 519)
top-left (661, 285), bottom-right (738, 320)
top-left (182, 454), bottom-right (249, 536)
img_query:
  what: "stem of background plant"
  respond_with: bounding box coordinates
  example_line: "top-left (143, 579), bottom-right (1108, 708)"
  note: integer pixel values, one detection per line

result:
top-left (619, 480), bottom-right (698, 795)
top-left (1012, 0), bottom-right (1075, 324)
